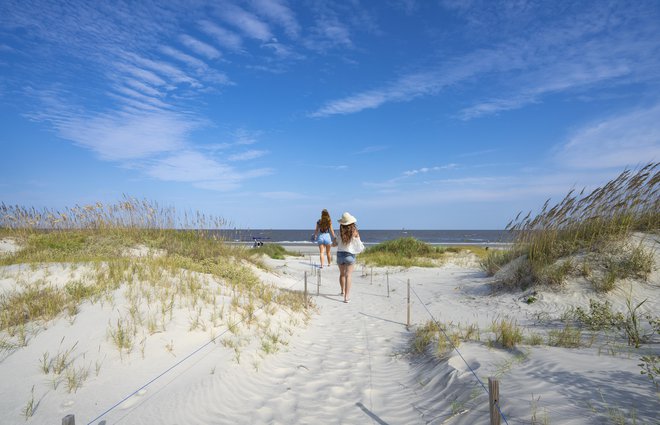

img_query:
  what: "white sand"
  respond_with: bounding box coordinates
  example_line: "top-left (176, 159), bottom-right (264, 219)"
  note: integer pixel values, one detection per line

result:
top-left (0, 238), bottom-right (658, 424)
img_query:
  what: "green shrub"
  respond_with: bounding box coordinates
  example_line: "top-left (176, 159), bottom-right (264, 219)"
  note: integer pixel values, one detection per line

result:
top-left (362, 238), bottom-right (485, 267)
top-left (573, 300), bottom-right (624, 331)
top-left (639, 355), bottom-right (659, 389)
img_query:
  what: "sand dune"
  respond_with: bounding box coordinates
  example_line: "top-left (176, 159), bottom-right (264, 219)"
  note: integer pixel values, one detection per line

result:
top-left (0, 239), bottom-right (658, 424)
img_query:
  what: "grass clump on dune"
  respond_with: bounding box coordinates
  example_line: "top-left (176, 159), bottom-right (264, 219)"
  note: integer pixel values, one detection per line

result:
top-left (361, 237), bottom-right (488, 267)
top-left (0, 196), bottom-right (311, 346)
top-left (484, 162), bottom-right (659, 289)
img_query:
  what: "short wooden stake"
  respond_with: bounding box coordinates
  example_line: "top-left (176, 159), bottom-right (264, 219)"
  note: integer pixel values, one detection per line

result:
top-left (386, 270), bottom-right (390, 297)
top-left (304, 271), bottom-right (308, 308)
top-left (406, 279), bottom-right (411, 329)
top-left (62, 414), bottom-right (75, 425)
top-left (488, 377), bottom-right (501, 425)
top-left (370, 267), bottom-right (373, 285)
top-left (317, 269), bottom-right (320, 295)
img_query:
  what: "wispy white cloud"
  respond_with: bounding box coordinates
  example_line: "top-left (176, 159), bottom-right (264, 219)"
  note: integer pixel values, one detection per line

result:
top-left (556, 103), bottom-right (660, 169)
top-left (159, 45), bottom-right (231, 85)
top-left (218, 3), bottom-right (272, 41)
top-left (145, 150), bottom-right (234, 182)
top-left (199, 20), bottom-right (244, 51)
top-left (249, 0), bottom-right (300, 39)
top-left (52, 110), bottom-right (195, 161)
top-left (124, 53), bottom-right (201, 88)
top-left (459, 60), bottom-right (633, 120)
top-left (233, 129), bottom-right (263, 145)
top-left (262, 40), bottom-right (302, 60)
top-left (179, 34), bottom-right (221, 60)
top-left (124, 78), bottom-right (162, 98)
top-left (304, 16), bottom-right (352, 52)
top-left (403, 164), bottom-right (458, 176)
top-left (160, 45), bottom-right (208, 71)
top-left (2, 0), bottom-right (275, 195)
top-left (110, 85), bottom-right (171, 110)
top-left (313, 2), bottom-right (660, 119)
top-left (363, 163), bottom-right (460, 189)
top-left (310, 69), bottom-right (460, 117)
top-left (116, 63), bottom-right (167, 87)
top-left (228, 149), bottom-right (269, 161)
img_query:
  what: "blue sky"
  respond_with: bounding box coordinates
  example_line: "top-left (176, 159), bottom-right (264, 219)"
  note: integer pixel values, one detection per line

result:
top-left (1, 0), bottom-right (659, 229)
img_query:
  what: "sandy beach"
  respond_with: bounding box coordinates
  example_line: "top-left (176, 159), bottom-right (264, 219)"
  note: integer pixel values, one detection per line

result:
top-left (1, 233), bottom-right (658, 425)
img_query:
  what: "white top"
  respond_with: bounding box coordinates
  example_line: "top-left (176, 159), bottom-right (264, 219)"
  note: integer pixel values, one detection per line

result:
top-left (336, 236), bottom-right (364, 254)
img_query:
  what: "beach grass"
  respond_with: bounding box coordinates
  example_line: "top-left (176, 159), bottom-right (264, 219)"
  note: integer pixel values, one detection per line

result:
top-left (250, 243), bottom-right (301, 260)
top-left (483, 162), bottom-right (659, 288)
top-left (360, 237), bottom-right (489, 267)
top-left (0, 196), bottom-right (311, 354)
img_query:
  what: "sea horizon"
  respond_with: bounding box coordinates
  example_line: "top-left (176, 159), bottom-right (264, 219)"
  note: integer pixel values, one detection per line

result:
top-left (214, 228), bottom-right (514, 246)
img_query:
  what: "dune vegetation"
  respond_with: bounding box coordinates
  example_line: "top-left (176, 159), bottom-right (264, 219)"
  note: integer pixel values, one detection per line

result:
top-left (0, 197), bottom-right (310, 361)
top-left (482, 162), bottom-right (659, 290)
top-left (360, 236), bottom-right (489, 267)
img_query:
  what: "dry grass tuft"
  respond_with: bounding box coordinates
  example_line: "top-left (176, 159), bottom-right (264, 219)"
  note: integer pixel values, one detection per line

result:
top-left (484, 162), bottom-right (659, 289)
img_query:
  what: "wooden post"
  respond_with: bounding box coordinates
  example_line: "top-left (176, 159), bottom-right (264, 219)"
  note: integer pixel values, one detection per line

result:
top-left (304, 271), bottom-right (308, 308)
top-left (386, 270), bottom-right (390, 297)
top-left (62, 415), bottom-right (75, 425)
top-left (406, 279), bottom-right (411, 329)
top-left (370, 267), bottom-right (373, 285)
top-left (317, 268), bottom-right (320, 295)
top-left (488, 377), bottom-right (501, 425)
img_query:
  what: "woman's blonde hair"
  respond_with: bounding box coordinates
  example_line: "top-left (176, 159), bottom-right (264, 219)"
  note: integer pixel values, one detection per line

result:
top-left (340, 223), bottom-right (357, 244)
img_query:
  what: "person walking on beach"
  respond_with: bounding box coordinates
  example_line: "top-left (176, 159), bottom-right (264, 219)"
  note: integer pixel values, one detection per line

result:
top-left (314, 209), bottom-right (336, 268)
top-left (335, 212), bottom-right (364, 303)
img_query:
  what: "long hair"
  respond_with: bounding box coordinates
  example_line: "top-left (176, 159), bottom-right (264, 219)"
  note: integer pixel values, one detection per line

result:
top-left (340, 223), bottom-right (357, 244)
top-left (319, 209), bottom-right (331, 231)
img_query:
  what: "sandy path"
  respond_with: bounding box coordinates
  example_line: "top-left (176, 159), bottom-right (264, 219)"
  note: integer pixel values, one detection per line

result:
top-left (108, 260), bottom-right (441, 424)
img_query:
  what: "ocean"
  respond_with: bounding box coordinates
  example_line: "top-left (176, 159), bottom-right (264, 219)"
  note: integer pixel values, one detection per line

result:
top-left (214, 229), bottom-right (513, 246)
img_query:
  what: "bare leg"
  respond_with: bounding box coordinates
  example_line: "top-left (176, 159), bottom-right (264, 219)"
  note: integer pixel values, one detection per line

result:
top-left (318, 244), bottom-right (326, 267)
top-left (325, 244), bottom-right (332, 265)
top-left (344, 264), bottom-right (354, 302)
top-left (343, 264), bottom-right (354, 302)
top-left (339, 264), bottom-right (346, 294)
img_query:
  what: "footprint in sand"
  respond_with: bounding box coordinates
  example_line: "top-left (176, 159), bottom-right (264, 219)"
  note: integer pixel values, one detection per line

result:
top-left (119, 389), bottom-right (148, 409)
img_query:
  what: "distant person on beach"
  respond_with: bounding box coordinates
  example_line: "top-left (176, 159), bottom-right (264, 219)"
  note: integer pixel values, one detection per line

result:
top-left (334, 212), bottom-right (364, 303)
top-left (314, 209), bottom-right (336, 268)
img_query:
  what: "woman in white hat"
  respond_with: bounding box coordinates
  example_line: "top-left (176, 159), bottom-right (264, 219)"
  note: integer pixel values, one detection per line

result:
top-left (335, 212), bottom-right (364, 303)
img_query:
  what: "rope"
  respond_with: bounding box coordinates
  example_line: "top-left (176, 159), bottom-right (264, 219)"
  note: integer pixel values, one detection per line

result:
top-left (86, 275), bottom-right (306, 425)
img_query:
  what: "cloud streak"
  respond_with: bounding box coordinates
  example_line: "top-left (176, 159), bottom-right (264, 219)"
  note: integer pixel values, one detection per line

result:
top-left (557, 103), bottom-right (660, 169)
top-left (312, 2), bottom-right (660, 119)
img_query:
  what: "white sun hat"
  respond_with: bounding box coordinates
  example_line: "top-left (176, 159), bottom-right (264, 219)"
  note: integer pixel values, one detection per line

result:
top-left (337, 212), bottom-right (357, 225)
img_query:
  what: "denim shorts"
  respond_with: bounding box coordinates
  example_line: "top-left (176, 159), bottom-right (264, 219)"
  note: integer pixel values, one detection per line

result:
top-left (317, 233), bottom-right (332, 245)
top-left (337, 251), bottom-right (356, 265)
